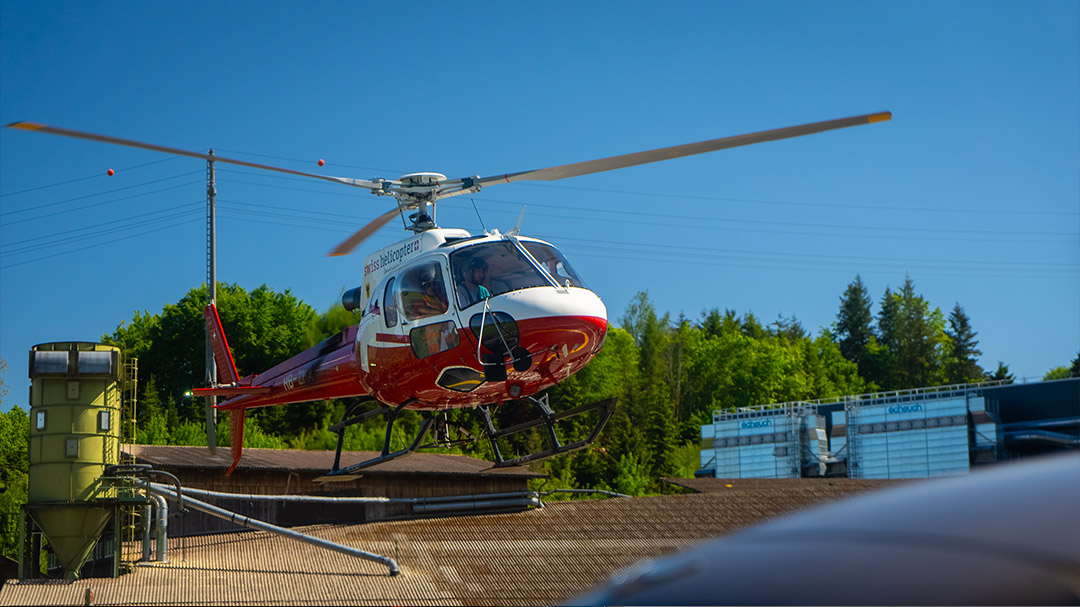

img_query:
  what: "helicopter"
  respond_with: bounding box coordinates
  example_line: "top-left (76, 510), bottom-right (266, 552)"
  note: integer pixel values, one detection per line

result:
top-left (6, 111), bottom-right (891, 476)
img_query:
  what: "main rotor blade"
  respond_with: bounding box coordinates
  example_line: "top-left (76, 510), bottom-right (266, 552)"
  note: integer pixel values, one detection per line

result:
top-left (5, 121), bottom-right (383, 190)
top-left (473, 111), bottom-right (891, 187)
top-left (327, 208), bottom-right (400, 257)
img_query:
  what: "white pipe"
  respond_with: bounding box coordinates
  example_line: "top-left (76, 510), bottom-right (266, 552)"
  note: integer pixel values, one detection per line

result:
top-left (173, 485), bottom-right (394, 503)
top-left (413, 496), bottom-right (541, 512)
top-left (146, 482), bottom-right (400, 576)
top-left (140, 503), bottom-right (152, 563)
top-left (150, 494), bottom-right (169, 563)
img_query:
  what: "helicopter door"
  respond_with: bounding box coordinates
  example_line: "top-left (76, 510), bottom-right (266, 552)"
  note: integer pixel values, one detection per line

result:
top-left (357, 275), bottom-right (400, 371)
top-left (397, 259), bottom-right (461, 361)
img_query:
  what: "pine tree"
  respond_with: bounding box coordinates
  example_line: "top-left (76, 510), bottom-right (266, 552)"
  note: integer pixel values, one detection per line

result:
top-left (835, 275), bottom-right (874, 371)
top-left (944, 303), bottom-right (983, 384)
top-left (876, 276), bottom-right (944, 389)
top-left (872, 286), bottom-right (900, 388)
top-left (985, 361), bottom-right (1015, 383)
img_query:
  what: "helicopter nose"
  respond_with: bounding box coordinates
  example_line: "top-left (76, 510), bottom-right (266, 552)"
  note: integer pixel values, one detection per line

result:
top-left (488, 287), bottom-right (607, 328)
top-left (466, 287), bottom-right (608, 361)
top-left (466, 287), bottom-right (607, 334)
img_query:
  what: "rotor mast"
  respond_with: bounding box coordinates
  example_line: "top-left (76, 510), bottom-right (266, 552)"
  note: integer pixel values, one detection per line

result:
top-left (396, 172), bottom-right (447, 233)
top-left (205, 150), bottom-right (217, 451)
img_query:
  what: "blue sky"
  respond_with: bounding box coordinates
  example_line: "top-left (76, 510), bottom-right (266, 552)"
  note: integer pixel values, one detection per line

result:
top-left (1, 2), bottom-right (1077, 409)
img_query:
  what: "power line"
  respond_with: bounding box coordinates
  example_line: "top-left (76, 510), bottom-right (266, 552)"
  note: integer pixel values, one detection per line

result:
top-left (550, 240), bottom-right (1078, 278)
top-left (546, 234), bottom-right (1080, 272)
top-left (215, 171), bottom-right (368, 199)
top-left (216, 198), bottom-right (372, 221)
top-left (3, 206), bottom-right (202, 256)
top-left (0, 179), bottom-right (203, 226)
top-left (214, 148), bottom-right (399, 174)
top-left (216, 163), bottom-right (1078, 219)
top-left (211, 191), bottom-right (1073, 242)
top-left (211, 167), bottom-right (1077, 239)
top-left (0, 156), bottom-right (180, 198)
top-left (0, 215), bottom-right (203, 270)
top-left (1, 202), bottom-right (204, 254)
top-left (516, 182), bottom-right (1080, 217)
top-left (0, 170), bottom-right (204, 218)
top-left (471, 197), bottom-right (1076, 241)
top-left (209, 205), bottom-right (1075, 278)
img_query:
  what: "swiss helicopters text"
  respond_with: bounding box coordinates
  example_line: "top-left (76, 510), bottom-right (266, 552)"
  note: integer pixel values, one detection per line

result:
top-left (364, 239), bottom-right (421, 277)
top-left (5, 112), bottom-right (891, 476)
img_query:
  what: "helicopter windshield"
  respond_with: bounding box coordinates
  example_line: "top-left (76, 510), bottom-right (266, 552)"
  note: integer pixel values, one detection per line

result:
top-left (520, 241), bottom-right (587, 289)
top-left (450, 240), bottom-right (586, 310)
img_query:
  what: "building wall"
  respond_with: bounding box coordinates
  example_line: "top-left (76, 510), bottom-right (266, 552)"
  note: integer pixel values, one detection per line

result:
top-left (697, 379), bottom-right (1080, 480)
top-left (154, 468), bottom-right (533, 535)
top-left (700, 410), bottom-right (800, 479)
top-left (846, 397), bottom-right (972, 479)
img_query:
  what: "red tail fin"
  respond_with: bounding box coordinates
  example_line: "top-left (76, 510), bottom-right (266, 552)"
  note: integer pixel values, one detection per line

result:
top-left (204, 304), bottom-right (240, 385)
top-left (226, 409), bottom-right (245, 476)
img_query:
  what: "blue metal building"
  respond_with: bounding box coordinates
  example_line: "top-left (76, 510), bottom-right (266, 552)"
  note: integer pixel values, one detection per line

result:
top-left (698, 377), bottom-right (1079, 479)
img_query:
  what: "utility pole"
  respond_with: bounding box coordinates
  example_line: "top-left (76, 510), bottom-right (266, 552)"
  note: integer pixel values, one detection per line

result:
top-left (205, 149), bottom-right (218, 451)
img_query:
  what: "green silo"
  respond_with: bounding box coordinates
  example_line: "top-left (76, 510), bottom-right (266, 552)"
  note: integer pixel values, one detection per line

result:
top-left (26, 342), bottom-right (121, 579)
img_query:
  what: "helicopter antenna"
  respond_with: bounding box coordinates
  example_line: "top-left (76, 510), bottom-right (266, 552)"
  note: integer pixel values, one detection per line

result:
top-left (508, 206), bottom-right (527, 237)
top-left (470, 198), bottom-right (487, 233)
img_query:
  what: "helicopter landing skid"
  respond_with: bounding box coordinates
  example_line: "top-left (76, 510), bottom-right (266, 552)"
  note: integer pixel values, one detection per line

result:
top-left (319, 399), bottom-right (435, 481)
top-left (479, 395), bottom-right (617, 468)
top-left (317, 394), bottom-right (616, 481)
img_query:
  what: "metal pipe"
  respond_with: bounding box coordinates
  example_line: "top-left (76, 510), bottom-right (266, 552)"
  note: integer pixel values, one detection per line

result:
top-left (411, 491), bottom-right (538, 504)
top-left (147, 482), bottom-right (399, 576)
top-left (1002, 416), bottom-right (1080, 431)
top-left (150, 494), bottom-right (169, 563)
top-left (413, 496), bottom-right (542, 513)
top-left (140, 503), bottom-right (152, 563)
top-left (164, 484), bottom-right (547, 507)
top-left (1004, 430), bottom-right (1080, 447)
top-left (172, 485), bottom-right (395, 503)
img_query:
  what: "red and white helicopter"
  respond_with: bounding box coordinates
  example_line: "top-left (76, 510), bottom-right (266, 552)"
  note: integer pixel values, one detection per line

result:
top-left (7, 112), bottom-right (890, 476)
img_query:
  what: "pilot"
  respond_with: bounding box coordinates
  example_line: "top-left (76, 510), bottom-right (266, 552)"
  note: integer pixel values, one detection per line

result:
top-left (464, 257), bottom-right (491, 305)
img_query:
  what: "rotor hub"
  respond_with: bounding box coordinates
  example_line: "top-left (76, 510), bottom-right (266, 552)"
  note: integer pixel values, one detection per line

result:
top-left (398, 172), bottom-right (446, 187)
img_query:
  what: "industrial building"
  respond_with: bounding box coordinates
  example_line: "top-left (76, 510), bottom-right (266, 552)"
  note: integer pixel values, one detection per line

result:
top-left (698, 377), bottom-right (1079, 479)
top-left (13, 341), bottom-right (548, 581)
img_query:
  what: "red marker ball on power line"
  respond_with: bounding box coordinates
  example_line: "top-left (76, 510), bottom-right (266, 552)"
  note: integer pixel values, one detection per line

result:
top-left (107, 169), bottom-right (114, 176)
top-left (318, 159), bottom-right (325, 167)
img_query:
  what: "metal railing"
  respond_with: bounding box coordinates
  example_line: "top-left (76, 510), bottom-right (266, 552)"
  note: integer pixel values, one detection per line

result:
top-left (714, 379), bottom-right (1014, 421)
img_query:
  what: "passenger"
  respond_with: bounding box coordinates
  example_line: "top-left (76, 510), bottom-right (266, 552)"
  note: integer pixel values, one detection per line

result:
top-left (544, 258), bottom-right (561, 280)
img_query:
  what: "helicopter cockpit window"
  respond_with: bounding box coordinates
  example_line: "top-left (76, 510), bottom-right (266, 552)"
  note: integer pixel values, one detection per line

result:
top-left (521, 241), bottom-right (587, 289)
top-left (451, 241), bottom-right (556, 309)
top-left (383, 277), bottom-right (398, 328)
top-left (400, 261), bottom-right (450, 321)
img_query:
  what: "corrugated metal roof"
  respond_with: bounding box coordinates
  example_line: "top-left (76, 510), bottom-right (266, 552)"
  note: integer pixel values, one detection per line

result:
top-left (1, 482), bottom-right (899, 606)
top-left (123, 444), bottom-right (543, 477)
top-left (664, 477), bottom-right (904, 494)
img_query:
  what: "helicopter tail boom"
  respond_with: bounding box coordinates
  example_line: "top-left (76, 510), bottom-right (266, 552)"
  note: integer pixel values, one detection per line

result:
top-left (228, 409), bottom-right (245, 476)
top-left (204, 303), bottom-right (240, 385)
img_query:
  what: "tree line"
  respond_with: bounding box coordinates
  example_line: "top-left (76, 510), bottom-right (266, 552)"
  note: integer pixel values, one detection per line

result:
top-left (0, 274), bottom-right (1076, 556)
